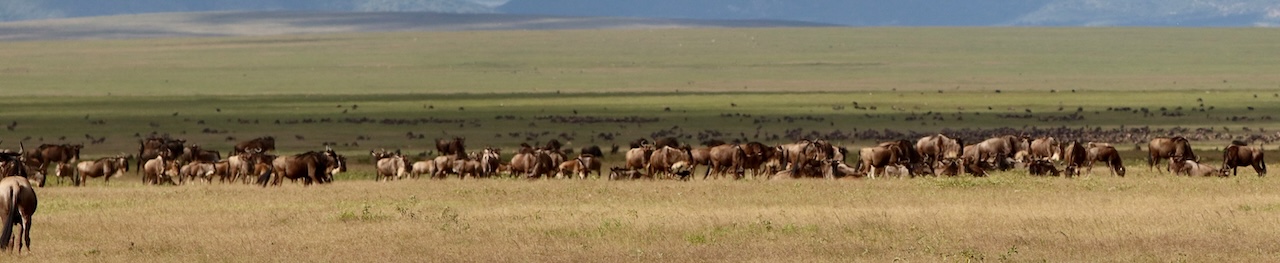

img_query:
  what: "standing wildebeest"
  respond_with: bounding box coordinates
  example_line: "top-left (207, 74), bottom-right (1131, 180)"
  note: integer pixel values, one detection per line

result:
top-left (232, 136), bottom-right (275, 155)
top-left (435, 137), bottom-right (466, 158)
top-left (859, 142), bottom-right (910, 179)
top-left (77, 155), bottom-right (131, 186)
top-left (1086, 143), bottom-right (1126, 177)
top-left (180, 144), bottom-right (222, 164)
top-left (915, 134), bottom-right (963, 176)
top-left (178, 161), bottom-right (216, 184)
top-left (373, 150), bottom-right (409, 181)
top-left (137, 137), bottom-right (184, 173)
top-left (410, 160), bottom-right (437, 179)
top-left (1148, 136), bottom-right (1195, 172)
top-left (960, 144), bottom-right (989, 177)
top-left (653, 137), bottom-right (681, 150)
top-left (1221, 141), bottom-right (1266, 176)
top-left (1061, 141), bottom-right (1087, 177)
top-left (0, 176), bottom-right (37, 252)
top-left (690, 146), bottom-right (712, 177)
top-left (738, 142), bottom-right (776, 179)
top-left (24, 144), bottom-right (82, 181)
top-left (624, 146), bottom-right (653, 175)
top-left (705, 144), bottom-right (747, 179)
top-left (268, 147), bottom-right (343, 186)
top-left (479, 148), bottom-right (501, 177)
top-left (974, 135), bottom-right (1028, 171)
top-left (648, 145), bottom-right (693, 180)
top-left (142, 155), bottom-right (178, 185)
top-left (1028, 137), bottom-right (1061, 161)
top-left (580, 145), bottom-right (604, 158)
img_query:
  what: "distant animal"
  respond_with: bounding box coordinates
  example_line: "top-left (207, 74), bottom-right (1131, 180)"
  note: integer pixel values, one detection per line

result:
top-left (180, 144), bottom-right (222, 164)
top-left (1027, 159), bottom-right (1061, 176)
top-left (435, 137), bottom-right (466, 157)
top-left (0, 176), bottom-right (37, 252)
top-left (76, 155), bottom-right (131, 186)
top-left (705, 144), bottom-right (746, 179)
top-left (232, 136), bottom-right (276, 155)
top-left (268, 147), bottom-right (343, 186)
top-left (1147, 136), bottom-right (1195, 172)
top-left (137, 137), bottom-right (184, 173)
top-left (647, 146), bottom-right (692, 180)
top-left (1221, 142), bottom-right (1266, 176)
top-left (23, 143), bottom-right (82, 179)
top-left (580, 145), bottom-right (604, 158)
top-left (1171, 159), bottom-right (1224, 177)
top-left (915, 134), bottom-right (963, 175)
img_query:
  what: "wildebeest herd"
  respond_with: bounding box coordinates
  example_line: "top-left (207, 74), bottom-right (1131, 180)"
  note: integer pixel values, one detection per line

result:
top-left (0, 131), bottom-right (1271, 252)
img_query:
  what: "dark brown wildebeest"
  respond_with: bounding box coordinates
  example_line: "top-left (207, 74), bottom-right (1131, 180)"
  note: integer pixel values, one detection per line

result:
top-left (628, 138), bottom-right (651, 149)
top-left (653, 137), bottom-right (681, 150)
top-left (648, 145), bottom-right (692, 180)
top-left (777, 140), bottom-right (814, 176)
top-left (77, 155), bottom-right (131, 186)
top-left (1028, 137), bottom-right (1061, 161)
top-left (543, 139), bottom-right (563, 152)
top-left (1061, 141), bottom-right (1087, 177)
top-left (1027, 159), bottom-right (1061, 176)
top-left (915, 134), bottom-right (963, 176)
top-left (267, 147), bottom-right (343, 186)
top-left (435, 137), bottom-right (466, 158)
top-left (232, 136), bottom-right (275, 155)
top-left (1147, 136), bottom-right (1195, 172)
top-left (1086, 143), bottom-right (1126, 177)
top-left (705, 144), bottom-right (746, 179)
top-left (737, 142), bottom-right (774, 179)
top-left (580, 145), bottom-right (604, 158)
top-left (180, 144), bottom-right (222, 164)
top-left (1170, 158), bottom-right (1224, 177)
top-left (877, 140), bottom-right (922, 174)
top-left (137, 137), bottom-right (184, 173)
top-left (24, 143), bottom-right (82, 179)
top-left (1221, 141), bottom-right (1266, 176)
top-left (974, 135), bottom-right (1028, 171)
top-left (0, 176), bottom-right (37, 252)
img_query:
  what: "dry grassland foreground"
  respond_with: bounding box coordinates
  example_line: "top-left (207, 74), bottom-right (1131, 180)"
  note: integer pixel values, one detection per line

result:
top-left (3, 171), bottom-right (1278, 262)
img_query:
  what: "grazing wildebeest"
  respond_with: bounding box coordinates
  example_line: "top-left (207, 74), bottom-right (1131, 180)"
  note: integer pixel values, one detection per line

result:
top-left (1086, 143), bottom-right (1126, 177)
top-left (1028, 137), bottom-right (1061, 161)
top-left (137, 137), bottom-right (184, 173)
top-left (1147, 136), bottom-right (1195, 172)
top-left (915, 134), bottom-right (963, 175)
top-left (1170, 158), bottom-right (1224, 177)
top-left (608, 167), bottom-right (642, 180)
top-left (142, 155), bottom-right (178, 185)
top-left (268, 147), bottom-right (343, 186)
top-left (1061, 141), bottom-right (1087, 177)
top-left (705, 144), bottom-right (746, 180)
top-left (960, 144), bottom-right (989, 177)
top-left (78, 155), bottom-right (131, 186)
top-left (1221, 141), bottom-right (1266, 176)
top-left (1027, 159), bottom-right (1061, 176)
top-left (975, 135), bottom-right (1028, 171)
top-left (576, 154), bottom-right (602, 179)
top-left (178, 161), bottom-right (217, 184)
top-left (435, 137), bottom-right (466, 157)
top-left (232, 136), bottom-right (275, 155)
top-left (647, 145), bottom-right (693, 180)
top-left (0, 176), bottom-right (37, 252)
top-left (556, 157), bottom-right (588, 179)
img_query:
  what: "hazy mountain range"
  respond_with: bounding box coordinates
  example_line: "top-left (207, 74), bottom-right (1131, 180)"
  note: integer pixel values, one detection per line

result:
top-left (3, 0), bottom-right (1280, 26)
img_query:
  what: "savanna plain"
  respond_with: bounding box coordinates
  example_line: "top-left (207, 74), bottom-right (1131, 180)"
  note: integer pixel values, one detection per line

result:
top-left (2, 27), bottom-right (1280, 262)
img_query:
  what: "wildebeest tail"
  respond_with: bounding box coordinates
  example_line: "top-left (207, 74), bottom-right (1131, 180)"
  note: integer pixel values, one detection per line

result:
top-left (257, 169), bottom-right (272, 187)
top-left (0, 186), bottom-right (16, 249)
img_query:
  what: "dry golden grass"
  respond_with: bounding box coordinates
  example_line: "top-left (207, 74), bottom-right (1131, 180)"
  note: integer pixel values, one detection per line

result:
top-left (6, 167), bottom-right (1280, 262)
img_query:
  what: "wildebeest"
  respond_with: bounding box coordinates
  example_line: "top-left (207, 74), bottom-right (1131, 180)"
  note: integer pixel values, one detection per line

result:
top-left (624, 146), bottom-right (653, 175)
top-left (225, 148), bottom-right (266, 184)
top-left (76, 155), bottom-right (131, 186)
top-left (556, 158), bottom-right (587, 179)
top-left (1170, 158), bottom-right (1224, 177)
top-left (580, 145), bottom-right (604, 158)
top-left (739, 142), bottom-right (777, 179)
top-left (1061, 141), bottom-right (1087, 177)
top-left (435, 137), bottom-right (466, 157)
top-left (178, 161), bottom-right (217, 184)
top-left (23, 143), bottom-right (82, 180)
top-left (0, 176), bottom-right (37, 252)
top-left (232, 136), bottom-right (275, 155)
top-left (1147, 136), bottom-right (1195, 172)
top-left (1027, 137), bottom-right (1061, 161)
top-left (690, 146), bottom-right (712, 177)
top-left (915, 134), bottom-right (963, 176)
top-left (653, 137), bottom-right (681, 149)
top-left (960, 144), bottom-right (989, 177)
top-left (137, 137), bottom-right (184, 173)
top-left (974, 135), bottom-right (1028, 171)
top-left (705, 144), bottom-right (746, 179)
top-left (180, 144), bottom-right (222, 164)
top-left (1085, 143), bottom-right (1126, 177)
top-left (479, 148), bottom-right (501, 177)
top-left (648, 145), bottom-right (693, 180)
top-left (1027, 159), bottom-right (1061, 176)
top-left (859, 140), bottom-right (923, 179)
top-left (608, 166), bottom-right (642, 180)
top-left (410, 160), bottom-right (437, 179)
top-left (577, 154), bottom-right (601, 179)
top-left (142, 155), bottom-right (178, 185)
top-left (374, 151), bottom-right (409, 181)
top-left (1221, 141), bottom-right (1266, 176)
top-left (268, 147), bottom-right (344, 186)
